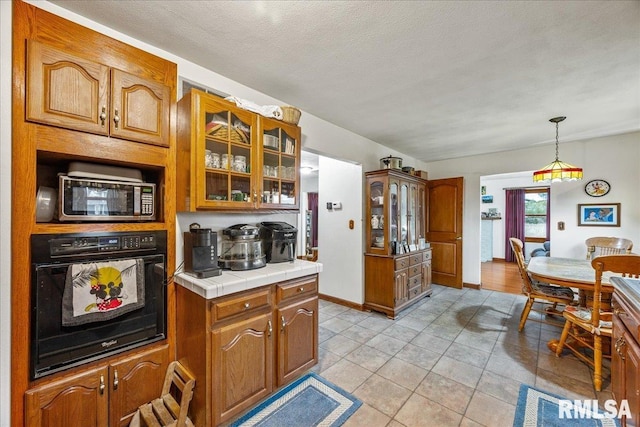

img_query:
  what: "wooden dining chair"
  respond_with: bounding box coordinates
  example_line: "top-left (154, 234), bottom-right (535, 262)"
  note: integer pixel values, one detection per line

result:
top-left (555, 254), bottom-right (640, 391)
top-left (585, 237), bottom-right (633, 260)
top-left (129, 360), bottom-right (196, 427)
top-left (509, 238), bottom-right (576, 331)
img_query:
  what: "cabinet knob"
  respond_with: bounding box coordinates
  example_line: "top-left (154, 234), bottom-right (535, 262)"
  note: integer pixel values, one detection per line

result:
top-left (113, 108), bottom-right (120, 129)
top-left (113, 369), bottom-right (119, 390)
top-left (267, 320), bottom-right (272, 337)
top-left (298, 287), bottom-right (304, 292)
top-left (614, 307), bottom-right (624, 316)
top-left (99, 106), bottom-right (107, 126)
top-left (281, 315), bottom-right (286, 332)
top-left (99, 375), bottom-right (105, 395)
top-left (244, 303), bottom-right (250, 309)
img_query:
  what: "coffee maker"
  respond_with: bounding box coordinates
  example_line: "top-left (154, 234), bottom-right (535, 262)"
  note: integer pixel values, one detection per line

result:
top-left (218, 224), bottom-right (266, 271)
top-left (184, 223), bottom-right (222, 278)
top-left (258, 221), bottom-right (297, 263)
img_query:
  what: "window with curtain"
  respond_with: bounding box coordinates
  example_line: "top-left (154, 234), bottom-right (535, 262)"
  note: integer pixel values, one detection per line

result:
top-left (505, 187), bottom-right (550, 262)
top-left (505, 189), bottom-right (525, 262)
top-left (524, 188), bottom-right (550, 243)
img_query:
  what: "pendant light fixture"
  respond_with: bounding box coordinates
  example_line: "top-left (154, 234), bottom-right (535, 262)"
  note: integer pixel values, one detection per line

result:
top-left (533, 116), bottom-right (583, 183)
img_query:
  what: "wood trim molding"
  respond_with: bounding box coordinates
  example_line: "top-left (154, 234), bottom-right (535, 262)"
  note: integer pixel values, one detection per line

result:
top-left (318, 294), bottom-right (364, 311)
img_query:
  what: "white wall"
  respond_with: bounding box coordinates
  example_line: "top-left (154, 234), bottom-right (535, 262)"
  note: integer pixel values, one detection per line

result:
top-left (317, 157), bottom-right (363, 303)
top-left (0, 1), bottom-right (12, 424)
top-left (425, 131), bottom-right (640, 287)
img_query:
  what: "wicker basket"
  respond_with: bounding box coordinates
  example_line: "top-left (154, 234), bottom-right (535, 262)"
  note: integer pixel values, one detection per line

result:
top-left (206, 123), bottom-right (249, 144)
top-left (281, 106), bottom-right (301, 125)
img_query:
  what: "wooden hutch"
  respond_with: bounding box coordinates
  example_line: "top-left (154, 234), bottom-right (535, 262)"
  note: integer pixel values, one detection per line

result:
top-left (364, 169), bottom-right (432, 319)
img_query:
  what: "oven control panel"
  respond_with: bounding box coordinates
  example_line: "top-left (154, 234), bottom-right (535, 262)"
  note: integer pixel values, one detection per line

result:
top-left (49, 233), bottom-right (157, 256)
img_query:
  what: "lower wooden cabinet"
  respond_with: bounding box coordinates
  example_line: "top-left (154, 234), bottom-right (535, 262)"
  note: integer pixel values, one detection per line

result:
top-left (177, 274), bottom-right (319, 427)
top-left (421, 249), bottom-right (433, 294)
top-left (25, 344), bottom-right (169, 427)
top-left (612, 292), bottom-right (640, 426)
top-left (277, 295), bottom-right (318, 385)
top-left (212, 312), bottom-right (274, 425)
top-left (365, 248), bottom-right (432, 318)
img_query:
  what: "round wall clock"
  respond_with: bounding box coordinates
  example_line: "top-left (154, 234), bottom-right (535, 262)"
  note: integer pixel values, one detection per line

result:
top-left (584, 179), bottom-right (610, 197)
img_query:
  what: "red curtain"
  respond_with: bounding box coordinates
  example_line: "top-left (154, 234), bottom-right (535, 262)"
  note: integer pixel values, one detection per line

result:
top-left (307, 192), bottom-right (318, 247)
top-left (505, 189), bottom-right (525, 262)
top-left (546, 191), bottom-right (551, 242)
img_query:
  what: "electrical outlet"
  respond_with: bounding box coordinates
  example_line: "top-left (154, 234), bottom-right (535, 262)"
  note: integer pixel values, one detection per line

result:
top-left (558, 221), bottom-right (565, 231)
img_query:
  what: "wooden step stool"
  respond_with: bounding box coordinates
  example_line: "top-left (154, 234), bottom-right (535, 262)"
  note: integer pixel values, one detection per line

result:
top-left (129, 360), bottom-right (195, 427)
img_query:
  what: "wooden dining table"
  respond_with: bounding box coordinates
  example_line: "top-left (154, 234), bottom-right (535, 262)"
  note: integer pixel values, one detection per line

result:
top-left (527, 256), bottom-right (615, 293)
top-left (527, 256), bottom-right (616, 353)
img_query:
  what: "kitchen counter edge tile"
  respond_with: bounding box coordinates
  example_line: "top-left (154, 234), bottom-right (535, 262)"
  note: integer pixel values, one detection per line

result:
top-left (175, 260), bottom-right (323, 299)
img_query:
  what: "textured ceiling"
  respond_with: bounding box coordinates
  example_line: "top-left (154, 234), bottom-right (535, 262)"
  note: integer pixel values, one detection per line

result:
top-left (49, 0), bottom-right (640, 162)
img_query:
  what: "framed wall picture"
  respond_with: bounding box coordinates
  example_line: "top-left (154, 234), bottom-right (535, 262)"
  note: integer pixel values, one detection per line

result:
top-left (578, 203), bottom-right (621, 227)
top-left (482, 195), bottom-right (493, 203)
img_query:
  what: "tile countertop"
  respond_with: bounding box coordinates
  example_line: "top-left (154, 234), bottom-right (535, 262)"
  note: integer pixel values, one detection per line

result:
top-left (611, 276), bottom-right (640, 310)
top-left (175, 260), bottom-right (323, 300)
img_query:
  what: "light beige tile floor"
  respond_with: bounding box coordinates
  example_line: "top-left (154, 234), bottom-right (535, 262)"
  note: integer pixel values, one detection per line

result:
top-left (312, 284), bottom-right (613, 427)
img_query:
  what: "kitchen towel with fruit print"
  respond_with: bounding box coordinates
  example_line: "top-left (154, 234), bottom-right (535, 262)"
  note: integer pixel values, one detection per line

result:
top-left (62, 258), bottom-right (145, 326)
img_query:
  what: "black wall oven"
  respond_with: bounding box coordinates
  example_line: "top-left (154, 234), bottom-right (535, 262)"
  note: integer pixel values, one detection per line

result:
top-left (31, 230), bottom-right (167, 379)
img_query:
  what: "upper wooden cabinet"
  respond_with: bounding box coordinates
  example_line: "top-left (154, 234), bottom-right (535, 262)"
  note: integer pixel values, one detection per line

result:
top-left (259, 116), bottom-right (301, 208)
top-left (177, 89), bottom-right (301, 211)
top-left (27, 40), bottom-right (171, 147)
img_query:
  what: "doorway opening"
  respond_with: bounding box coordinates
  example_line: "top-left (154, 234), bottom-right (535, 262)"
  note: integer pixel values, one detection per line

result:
top-left (298, 150), bottom-right (363, 303)
top-left (298, 150), bottom-right (319, 260)
top-left (479, 171), bottom-right (549, 294)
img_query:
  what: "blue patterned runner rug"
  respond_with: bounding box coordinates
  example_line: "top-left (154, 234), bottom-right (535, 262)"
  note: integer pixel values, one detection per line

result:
top-left (230, 372), bottom-right (362, 427)
top-left (514, 384), bottom-right (622, 427)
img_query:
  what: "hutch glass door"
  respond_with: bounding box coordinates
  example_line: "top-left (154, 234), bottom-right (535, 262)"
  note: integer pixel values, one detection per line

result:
top-left (369, 180), bottom-right (385, 252)
top-left (390, 181), bottom-right (399, 252)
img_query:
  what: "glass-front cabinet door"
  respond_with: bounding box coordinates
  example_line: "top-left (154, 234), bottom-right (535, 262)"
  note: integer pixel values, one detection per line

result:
top-left (197, 97), bottom-right (256, 208)
top-left (389, 180), bottom-right (399, 252)
top-left (399, 182), bottom-right (409, 246)
top-left (408, 182), bottom-right (418, 246)
top-left (365, 170), bottom-right (427, 256)
top-left (368, 178), bottom-right (386, 253)
top-left (416, 183), bottom-right (425, 245)
top-left (258, 117), bottom-right (300, 209)
top-left (177, 89), bottom-right (303, 212)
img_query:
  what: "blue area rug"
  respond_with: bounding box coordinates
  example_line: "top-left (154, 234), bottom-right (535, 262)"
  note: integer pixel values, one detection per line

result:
top-left (230, 372), bottom-right (362, 427)
top-left (514, 384), bottom-right (621, 427)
